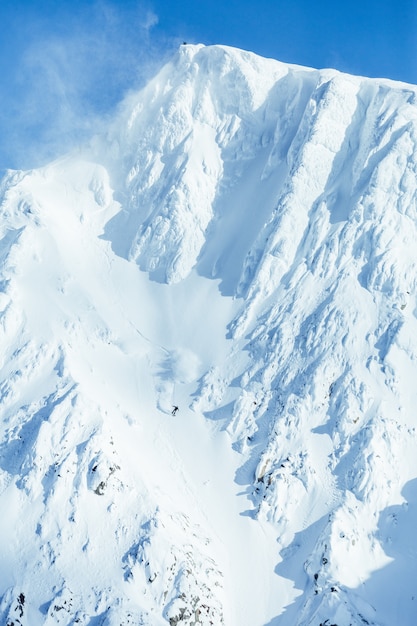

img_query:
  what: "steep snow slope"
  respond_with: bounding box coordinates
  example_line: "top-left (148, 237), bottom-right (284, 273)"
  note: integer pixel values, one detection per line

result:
top-left (1, 44), bottom-right (417, 626)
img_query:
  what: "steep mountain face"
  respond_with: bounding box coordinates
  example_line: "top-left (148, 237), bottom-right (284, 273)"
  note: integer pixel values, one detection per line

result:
top-left (1, 44), bottom-right (417, 626)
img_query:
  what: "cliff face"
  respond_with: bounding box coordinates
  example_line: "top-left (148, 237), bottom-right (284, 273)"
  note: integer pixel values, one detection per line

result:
top-left (1, 44), bottom-right (417, 625)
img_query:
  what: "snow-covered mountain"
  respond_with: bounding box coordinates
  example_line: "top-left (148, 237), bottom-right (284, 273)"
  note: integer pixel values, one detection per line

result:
top-left (1, 43), bottom-right (417, 626)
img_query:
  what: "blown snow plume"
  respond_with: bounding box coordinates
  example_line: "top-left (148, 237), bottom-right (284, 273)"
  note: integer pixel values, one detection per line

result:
top-left (0, 43), bottom-right (417, 625)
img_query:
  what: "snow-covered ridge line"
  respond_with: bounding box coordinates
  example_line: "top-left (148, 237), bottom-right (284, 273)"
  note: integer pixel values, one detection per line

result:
top-left (99, 45), bottom-right (417, 294)
top-left (0, 43), bottom-right (417, 625)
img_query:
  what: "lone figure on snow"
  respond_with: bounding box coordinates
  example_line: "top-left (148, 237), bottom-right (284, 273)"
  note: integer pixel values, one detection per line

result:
top-left (172, 405), bottom-right (179, 416)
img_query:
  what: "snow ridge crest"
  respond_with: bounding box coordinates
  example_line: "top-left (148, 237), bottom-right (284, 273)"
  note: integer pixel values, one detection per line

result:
top-left (1, 44), bottom-right (417, 625)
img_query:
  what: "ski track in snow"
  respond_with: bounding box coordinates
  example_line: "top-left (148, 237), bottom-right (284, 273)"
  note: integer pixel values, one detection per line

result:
top-left (1, 43), bottom-right (417, 625)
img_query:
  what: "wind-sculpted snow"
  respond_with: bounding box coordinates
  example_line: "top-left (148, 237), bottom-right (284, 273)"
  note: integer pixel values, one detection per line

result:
top-left (100, 44), bottom-right (312, 286)
top-left (1, 44), bottom-right (417, 625)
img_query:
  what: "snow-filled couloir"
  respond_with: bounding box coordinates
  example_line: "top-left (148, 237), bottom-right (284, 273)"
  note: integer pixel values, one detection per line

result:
top-left (1, 43), bottom-right (417, 625)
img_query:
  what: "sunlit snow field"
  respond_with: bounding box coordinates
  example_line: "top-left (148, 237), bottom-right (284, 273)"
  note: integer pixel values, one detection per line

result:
top-left (0, 44), bottom-right (416, 625)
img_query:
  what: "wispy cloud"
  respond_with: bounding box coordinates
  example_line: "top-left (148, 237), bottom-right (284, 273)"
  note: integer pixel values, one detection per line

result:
top-left (0, 1), bottom-right (174, 171)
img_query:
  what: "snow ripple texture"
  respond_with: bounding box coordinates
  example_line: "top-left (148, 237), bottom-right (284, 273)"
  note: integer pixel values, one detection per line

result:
top-left (1, 44), bottom-right (417, 625)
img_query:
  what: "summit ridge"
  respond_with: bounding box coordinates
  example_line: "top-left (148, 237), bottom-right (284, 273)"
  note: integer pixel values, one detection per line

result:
top-left (1, 44), bottom-right (417, 625)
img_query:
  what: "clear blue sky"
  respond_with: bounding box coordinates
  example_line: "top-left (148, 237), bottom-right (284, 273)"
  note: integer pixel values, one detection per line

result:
top-left (0, 0), bottom-right (416, 170)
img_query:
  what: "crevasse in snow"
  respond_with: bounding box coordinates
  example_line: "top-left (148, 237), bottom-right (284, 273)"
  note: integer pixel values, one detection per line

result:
top-left (0, 44), bottom-right (417, 625)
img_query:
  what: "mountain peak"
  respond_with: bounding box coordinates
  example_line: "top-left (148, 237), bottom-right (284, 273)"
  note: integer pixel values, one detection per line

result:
top-left (1, 44), bottom-right (417, 626)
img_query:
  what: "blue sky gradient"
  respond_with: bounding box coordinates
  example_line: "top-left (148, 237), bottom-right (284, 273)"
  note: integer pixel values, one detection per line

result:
top-left (0, 0), bottom-right (416, 170)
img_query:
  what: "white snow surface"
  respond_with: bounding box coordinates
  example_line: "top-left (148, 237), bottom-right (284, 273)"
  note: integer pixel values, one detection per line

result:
top-left (1, 43), bottom-right (417, 625)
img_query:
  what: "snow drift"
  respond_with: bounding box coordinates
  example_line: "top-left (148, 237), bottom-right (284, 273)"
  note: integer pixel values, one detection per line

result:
top-left (0, 43), bottom-right (417, 625)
